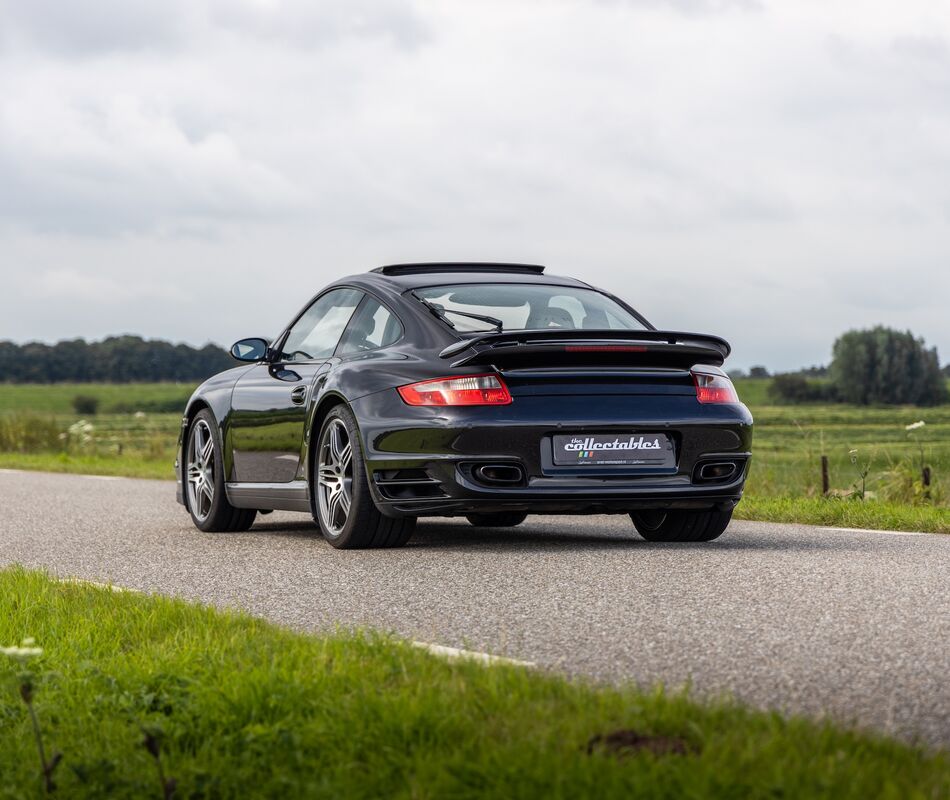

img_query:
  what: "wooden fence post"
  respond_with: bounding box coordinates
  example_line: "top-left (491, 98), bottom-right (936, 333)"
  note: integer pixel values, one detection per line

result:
top-left (821, 455), bottom-right (830, 496)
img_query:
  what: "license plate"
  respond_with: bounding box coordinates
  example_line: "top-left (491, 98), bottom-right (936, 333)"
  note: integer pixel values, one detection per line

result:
top-left (552, 433), bottom-right (675, 466)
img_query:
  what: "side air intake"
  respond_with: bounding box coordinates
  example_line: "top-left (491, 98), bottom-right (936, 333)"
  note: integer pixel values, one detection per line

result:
top-left (373, 469), bottom-right (447, 500)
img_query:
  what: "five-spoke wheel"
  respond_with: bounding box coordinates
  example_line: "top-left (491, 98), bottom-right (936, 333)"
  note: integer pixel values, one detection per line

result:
top-left (313, 406), bottom-right (415, 548)
top-left (317, 418), bottom-right (353, 536)
top-left (187, 418), bottom-right (216, 522)
top-left (184, 409), bottom-right (256, 532)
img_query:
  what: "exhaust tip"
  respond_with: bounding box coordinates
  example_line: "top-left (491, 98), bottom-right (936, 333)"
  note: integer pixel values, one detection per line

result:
top-left (473, 464), bottom-right (525, 486)
top-left (697, 462), bottom-right (738, 482)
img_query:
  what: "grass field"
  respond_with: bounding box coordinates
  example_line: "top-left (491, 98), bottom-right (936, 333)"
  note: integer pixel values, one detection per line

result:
top-left (732, 380), bottom-right (950, 507)
top-left (0, 381), bottom-right (948, 532)
top-left (0, 382), bottom-right (194, 414)
top-left (1, 566), bottom-right (946, 799)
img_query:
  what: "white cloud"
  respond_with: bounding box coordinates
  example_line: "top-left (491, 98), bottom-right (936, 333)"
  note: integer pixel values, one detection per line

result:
top-left (34, 267), bottom-right (187, 305)
top-left (1, 0), bottom-right (949, 369)
top-left (0, 0), bottom-right (426, 55)
top-left (0, 88), bottom-right (303, 233)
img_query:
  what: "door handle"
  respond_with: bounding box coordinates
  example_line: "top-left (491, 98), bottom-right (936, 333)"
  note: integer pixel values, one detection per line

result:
top-left (290, 385), bottom-right (308, 405)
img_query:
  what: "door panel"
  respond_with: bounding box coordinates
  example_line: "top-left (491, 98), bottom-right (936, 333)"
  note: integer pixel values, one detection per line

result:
top-left (229, 362), bottom-right (328, 483)
top-left (228, 288), bottom-right (363, 483)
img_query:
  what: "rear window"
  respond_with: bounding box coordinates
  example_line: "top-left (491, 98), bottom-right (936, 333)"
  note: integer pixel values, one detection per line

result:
top-left (413, 284), bottom-right (647, 333)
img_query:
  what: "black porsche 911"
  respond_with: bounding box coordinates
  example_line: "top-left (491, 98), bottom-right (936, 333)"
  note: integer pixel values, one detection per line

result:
top-left (175, 263), bottom-right (752, 548)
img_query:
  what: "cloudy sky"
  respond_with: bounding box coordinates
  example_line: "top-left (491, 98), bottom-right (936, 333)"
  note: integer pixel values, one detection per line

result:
top-left (1, 0), bottom-right (948, 370)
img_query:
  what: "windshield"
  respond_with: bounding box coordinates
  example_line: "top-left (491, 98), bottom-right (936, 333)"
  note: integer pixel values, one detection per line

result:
top-left (414, 284), bottom-right (647, 333)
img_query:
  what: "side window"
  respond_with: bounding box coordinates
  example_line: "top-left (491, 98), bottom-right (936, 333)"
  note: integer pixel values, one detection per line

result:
top-left (337, 298), bottom-right (403, 355)
top-left (280, 289), bottom-right (363, 362)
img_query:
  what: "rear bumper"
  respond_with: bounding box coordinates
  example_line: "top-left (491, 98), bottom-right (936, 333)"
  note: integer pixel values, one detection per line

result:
top-left (350, 390), bottom-right (753, 518)
top-left (370, 470), bottom-right (749, 517)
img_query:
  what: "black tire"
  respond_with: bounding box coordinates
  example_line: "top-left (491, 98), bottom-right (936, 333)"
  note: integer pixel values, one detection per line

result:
top-left (465, 512), bottom-right (528, 528)
top-left (184, 409), bottom-right (257, 533)
top-left (630, 508), bottom-right (732, 542)
top-left (313, 405), bottom-right (415, 549)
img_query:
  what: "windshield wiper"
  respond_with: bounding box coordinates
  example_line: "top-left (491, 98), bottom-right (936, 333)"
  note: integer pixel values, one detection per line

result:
top-left (413, 293), bottom-right (504, 333)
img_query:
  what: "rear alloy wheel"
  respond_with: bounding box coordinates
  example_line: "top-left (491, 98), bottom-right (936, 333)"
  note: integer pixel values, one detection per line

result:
top-left (630, 509), bottom-right (733, 542)
top-left (314, 406), bottom-right (415, 549)
top-left (465, 512), bottom-right (528, 528)
top-left (185, 410), bottom-right (256, 532)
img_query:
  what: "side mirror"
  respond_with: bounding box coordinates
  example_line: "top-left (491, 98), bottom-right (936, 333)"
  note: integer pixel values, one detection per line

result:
top-left (230, 337), bottom-right (270, 362)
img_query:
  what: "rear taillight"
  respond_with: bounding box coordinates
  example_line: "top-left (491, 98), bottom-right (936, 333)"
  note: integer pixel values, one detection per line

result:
top-left (397, 374), bottom-right (513, 406)
top-left (692, 369), bottom-right (739, 404)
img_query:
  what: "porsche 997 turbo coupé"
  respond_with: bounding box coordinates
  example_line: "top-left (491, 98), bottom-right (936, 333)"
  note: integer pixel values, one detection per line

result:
top-left (175, 263), bottom-right (753, 548)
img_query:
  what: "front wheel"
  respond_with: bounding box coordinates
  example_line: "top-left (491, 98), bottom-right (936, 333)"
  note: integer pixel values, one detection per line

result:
top-left (314, 406), bottom-right (415, 549)
top-left (630, 509), bottom-right (732, 542)
top-left (185, 409), bottom-right (256, 532)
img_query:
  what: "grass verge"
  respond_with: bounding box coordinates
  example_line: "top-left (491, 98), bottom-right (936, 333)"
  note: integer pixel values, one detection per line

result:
top-left (735, 495), bottom-right (950, 534)
top-left (1, 567), bottom-right (947, 799)
top-left (0, 452), bottom-right (173, 480)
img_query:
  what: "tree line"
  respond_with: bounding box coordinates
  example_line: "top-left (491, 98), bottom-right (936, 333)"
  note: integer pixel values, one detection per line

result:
top-left (0, 336), bottom-right (233, 383)
top-left (1, 327), bottom-right (947, 406)
top-left (764, 327), bottom-right (948, 406)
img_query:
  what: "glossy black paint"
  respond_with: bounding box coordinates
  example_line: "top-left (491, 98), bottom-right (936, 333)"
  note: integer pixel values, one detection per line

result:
top-left (229, 361), bottom-right (329, 482)
top-left (175, 266), bottom-right (753, 519)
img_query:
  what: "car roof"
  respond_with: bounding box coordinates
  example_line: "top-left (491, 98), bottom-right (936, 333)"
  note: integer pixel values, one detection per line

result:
top-left (335, 263), bottom-right (591, 296)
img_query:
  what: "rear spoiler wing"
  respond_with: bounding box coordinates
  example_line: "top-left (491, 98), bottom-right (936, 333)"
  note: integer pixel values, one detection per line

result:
top-left (439, 329), bottom-right (731, 369)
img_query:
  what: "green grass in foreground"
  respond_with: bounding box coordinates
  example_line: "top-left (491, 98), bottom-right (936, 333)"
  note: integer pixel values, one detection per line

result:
top-left (1, 568), bottom-right (946, 799)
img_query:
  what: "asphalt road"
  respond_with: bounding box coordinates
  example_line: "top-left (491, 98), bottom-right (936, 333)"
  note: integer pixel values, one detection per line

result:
top-left (1, 470), bottom-right (948, 747)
